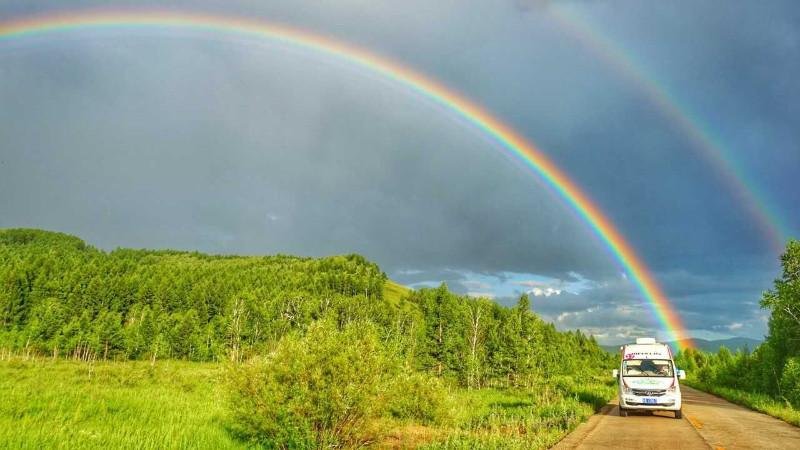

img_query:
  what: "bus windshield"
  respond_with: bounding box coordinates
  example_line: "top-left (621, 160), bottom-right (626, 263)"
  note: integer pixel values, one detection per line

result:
top-left (622, 359), bottom-right (674, 377)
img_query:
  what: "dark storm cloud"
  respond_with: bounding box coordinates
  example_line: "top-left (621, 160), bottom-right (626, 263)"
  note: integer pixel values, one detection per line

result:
top-left (0, 5), bottom-right (610, 278)
top-left (1, 0), bottom-right (798, 342)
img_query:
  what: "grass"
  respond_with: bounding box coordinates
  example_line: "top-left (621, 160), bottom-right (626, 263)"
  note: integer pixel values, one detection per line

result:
top-left (0, 358), bottom-right (244, 449)
top-left (386, 376), bottom-right (616, 449)
top-left (383, 280), bottom-right (411, 306)
top-left (426, 389), bottom-right (585, 449)
top-left (0, 357), bottom-right (614, 449)
top-left (685, 379), bottom-right (800, 427)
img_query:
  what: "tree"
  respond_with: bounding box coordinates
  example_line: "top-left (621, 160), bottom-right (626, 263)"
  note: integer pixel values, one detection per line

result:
top-left (416, 284), bottom-right (468, 379)
top-left (762, 240), bottom-right (800, 371)
top-left (466, 297), bottom-right (491, 389)
top-left (94, 310), bottom-right (123, 360)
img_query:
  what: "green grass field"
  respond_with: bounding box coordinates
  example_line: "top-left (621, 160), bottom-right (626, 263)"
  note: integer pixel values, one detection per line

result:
top-left (417, 381), bottom-right (610, 449)
top-left (685, 379), bottom-right (800, 428)
top-left (0, 359), bottom-right (242, 449)
top-left (0, 357), bottom-right (614, 449)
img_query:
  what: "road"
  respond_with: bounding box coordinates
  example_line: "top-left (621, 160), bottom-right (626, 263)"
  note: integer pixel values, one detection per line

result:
top-left (553, 386), bottom-right (800, 449)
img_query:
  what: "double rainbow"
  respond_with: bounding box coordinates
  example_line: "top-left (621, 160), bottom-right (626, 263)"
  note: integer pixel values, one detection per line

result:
top-left (550, 6), bottom-right (791, 254)
top-left (0, 10), bottom-right (692, 347)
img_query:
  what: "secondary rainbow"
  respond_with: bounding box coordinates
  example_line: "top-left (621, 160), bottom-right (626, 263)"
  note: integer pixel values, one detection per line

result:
top-left (0, 10), bottom-right (693, 348)
top-left (550, 5), bottom-right (791, 254)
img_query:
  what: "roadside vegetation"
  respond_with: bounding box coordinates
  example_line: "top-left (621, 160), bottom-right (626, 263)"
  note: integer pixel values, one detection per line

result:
top-left (675, 239), bottom-right (800, 426)
top-left (0, 358), bottom-right (239, 449)
top-left (0, 228), bottom-right (614, 448)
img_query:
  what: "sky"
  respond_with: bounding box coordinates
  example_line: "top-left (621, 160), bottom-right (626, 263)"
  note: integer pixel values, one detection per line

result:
top-left (1, 0), bottom-right (798, 344)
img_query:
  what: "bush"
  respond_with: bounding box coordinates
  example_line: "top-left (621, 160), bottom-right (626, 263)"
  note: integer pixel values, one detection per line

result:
top-left (385, 370), bottom-right (450, 424)
top-left (227, 319), bottom-right (448, 448)
top-left (780, 357), bottom-right (800, 407)
top-left (696, 364), bottom-right (715, 384)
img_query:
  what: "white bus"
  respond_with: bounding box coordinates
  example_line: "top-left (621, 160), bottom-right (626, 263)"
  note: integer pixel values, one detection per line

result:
top-left (613, 337), bottom-right (686, 418)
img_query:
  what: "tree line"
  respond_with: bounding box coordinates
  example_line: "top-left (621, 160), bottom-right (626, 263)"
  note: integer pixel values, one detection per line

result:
top-left (0, 229), bottom-right (387, 362)
top-left (0, 228), bottom-right (609, 387)
top-left (675, 240), bottom-right (800, 407)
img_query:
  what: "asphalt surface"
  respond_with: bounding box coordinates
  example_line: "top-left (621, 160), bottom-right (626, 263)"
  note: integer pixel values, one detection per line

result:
top-left (553, 385), bottom-right (800, 449)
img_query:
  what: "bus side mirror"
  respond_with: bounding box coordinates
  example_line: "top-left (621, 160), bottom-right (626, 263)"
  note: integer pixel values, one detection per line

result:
top-left (678, 369), bottom-right (686, 380)
top-left (612, 369), bottom-right (619, 378)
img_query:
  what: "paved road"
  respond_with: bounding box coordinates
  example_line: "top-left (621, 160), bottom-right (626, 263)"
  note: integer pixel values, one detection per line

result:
top-left (553, 386), bottom-right (800, 449)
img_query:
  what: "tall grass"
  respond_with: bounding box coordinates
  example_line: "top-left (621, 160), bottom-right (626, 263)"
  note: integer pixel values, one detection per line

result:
top-left (391, 375), bottom-right (616, 449)
top-left (0, 357), bottom-right (614, 449)
top-left (0, 358), bottom-right (243, 449)
top-left (685, 379), bottom-right (800, 427)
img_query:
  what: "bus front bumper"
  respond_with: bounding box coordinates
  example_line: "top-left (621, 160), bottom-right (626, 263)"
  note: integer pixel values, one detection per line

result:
top-left (620, 395), bottom-right (681, 411)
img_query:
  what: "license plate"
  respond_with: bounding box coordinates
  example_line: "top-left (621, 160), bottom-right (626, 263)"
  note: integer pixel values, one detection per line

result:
top-left (643, 398), bottom-right (657, 404)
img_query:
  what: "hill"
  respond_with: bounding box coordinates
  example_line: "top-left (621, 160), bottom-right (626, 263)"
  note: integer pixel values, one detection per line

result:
top-left (0, 228), bottom-right (617, 447)
top-left (0, 228), bottom-right (390, 361)
top-left (669, 337), bottom-right (762, 353)
top-left (0, 228), bottom-right (609, 372)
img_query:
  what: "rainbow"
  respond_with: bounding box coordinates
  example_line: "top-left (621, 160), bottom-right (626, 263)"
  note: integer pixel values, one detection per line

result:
top-left (550, 5), bottom-right (791, 254)
top-left (0, 10), bottom-right (693, 347)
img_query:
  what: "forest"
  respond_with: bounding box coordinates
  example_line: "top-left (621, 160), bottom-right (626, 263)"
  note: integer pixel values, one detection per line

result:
top-left (675, 240), bottom-right (800, 424)
top-left (0, 228), bottom-right (388, 363)
top-left (0, 228), bottom-right (614, 448)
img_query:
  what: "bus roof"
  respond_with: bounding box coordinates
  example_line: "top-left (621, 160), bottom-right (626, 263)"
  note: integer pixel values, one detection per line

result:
top-left (621, 343), bottom-right (672, 360)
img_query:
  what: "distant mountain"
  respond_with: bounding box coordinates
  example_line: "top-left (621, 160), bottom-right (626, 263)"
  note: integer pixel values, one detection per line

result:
top-left (668, 337), bottom-right (763, 354)
top-left (601, 337), bottom-right (762, 354)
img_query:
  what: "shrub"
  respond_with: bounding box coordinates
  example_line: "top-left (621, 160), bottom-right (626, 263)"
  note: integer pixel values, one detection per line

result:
top-left (780, 357), bottom-right (800, 407)
top-left (696, 364), bottom-right (715, 384)
top-left (385, 369), bottom-right (450, 424)
top-left (229, 319), bottom-right (401, 448)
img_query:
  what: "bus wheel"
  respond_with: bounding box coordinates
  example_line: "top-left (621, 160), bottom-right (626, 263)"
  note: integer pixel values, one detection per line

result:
top-left (619, 408), bottom-right (628, 417)
top-left (675, 409), bottom-right (682, 419)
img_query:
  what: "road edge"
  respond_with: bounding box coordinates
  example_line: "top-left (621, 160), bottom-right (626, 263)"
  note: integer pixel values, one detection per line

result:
top-left (550, 402), bottom-right (616, 448)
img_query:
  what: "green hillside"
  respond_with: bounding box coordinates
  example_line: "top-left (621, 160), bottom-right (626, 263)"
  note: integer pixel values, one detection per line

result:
top-left (383, 279), bottom-right (411, 305)
top-left (0, 228), bottom-right (389, 361)
top-left (0, 228), bottom-right (615, 448)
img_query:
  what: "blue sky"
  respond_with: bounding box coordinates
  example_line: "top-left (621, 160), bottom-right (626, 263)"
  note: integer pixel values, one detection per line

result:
top-left (1, 0), bottom-right (798, 344)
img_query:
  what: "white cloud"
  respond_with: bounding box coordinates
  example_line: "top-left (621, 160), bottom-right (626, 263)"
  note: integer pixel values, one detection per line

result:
top-left (555, 305), bottom-right (599, 322)
top-left (530, 287), bottom-right (562, 297)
